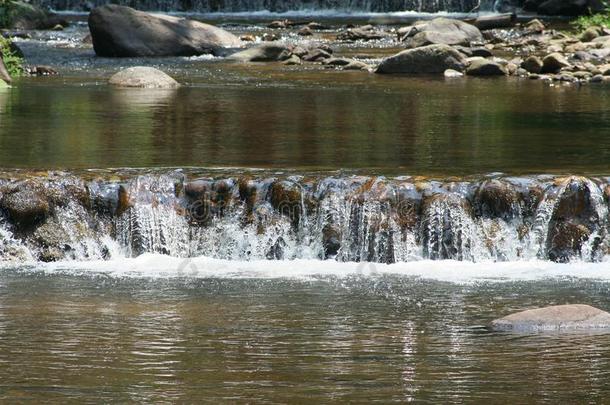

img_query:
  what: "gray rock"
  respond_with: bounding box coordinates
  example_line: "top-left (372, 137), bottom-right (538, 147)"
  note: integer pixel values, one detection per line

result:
top-left (282, 54), bottom-right (302, 65)
top-left (376, 44), bottom-right (467, 74)
top-left (302, 49), bottom-right (332, 62)
top-left (405, 18), bottom-right (483, 48)
top-left (524, 18), bottom-right (545, 33)
top-left (492, 304), bottom-right (610, 332)
top-left (342, 60), bottom-right (370, 70)
top-left (88, 5), bottom-right (241, 57)
top-left (322, 57), bottom-right (352, 66)
top-left (337, 27), bottom-right (386, 41)
top-left (444, 69), bottom-right (464, 77)
top-left (521, 55), bottom-right (544, 73)
top-left (229, 43), bottom-right (292, 62)
top-left (466, 58), bottom-right (507, 76)
top-left (580, 26), bottom-right (603, 42)
top-left (541, 52), bottom-right (570, 73)
top-left (108, 67), bottom-right (180, 89)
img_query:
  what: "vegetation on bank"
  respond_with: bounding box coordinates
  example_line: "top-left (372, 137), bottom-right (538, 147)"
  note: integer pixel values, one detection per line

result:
top-left (571, 8), bottom-right (610, 31)
top-left (0, 36), bottom-right (24, 77)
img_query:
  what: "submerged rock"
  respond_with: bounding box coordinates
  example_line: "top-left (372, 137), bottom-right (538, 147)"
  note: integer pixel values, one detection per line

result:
top-left (492, 304), bottom-right (610, 331)
top-left (228, 43), bottom-right (292, 62)
top-left (88, 5), bottom-right (241, 57)
top-left (376, 44), bottom-right (467, 74)
top-left (108, 67), bottom-right (180, 89)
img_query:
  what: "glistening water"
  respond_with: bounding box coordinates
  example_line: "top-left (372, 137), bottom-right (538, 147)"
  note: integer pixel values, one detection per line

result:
top-left (1, 269), bottom-right (610, 402)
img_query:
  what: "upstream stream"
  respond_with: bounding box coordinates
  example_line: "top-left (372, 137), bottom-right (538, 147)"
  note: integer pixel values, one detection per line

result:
top-left (1, 15), bottom-right (610, 402)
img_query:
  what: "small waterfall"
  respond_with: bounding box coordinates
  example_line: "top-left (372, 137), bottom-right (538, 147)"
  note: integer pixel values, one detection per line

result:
top-left (37, 0), bottom-right (480, 13)
top-left (0, 171), bottom-right (608, 264)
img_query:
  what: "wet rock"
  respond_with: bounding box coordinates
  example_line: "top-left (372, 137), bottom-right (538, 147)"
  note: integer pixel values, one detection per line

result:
top-left (88, 5), bottom-right (241, 57)
top-left (282, 55), bottom-right (302, 65)
top-left (474, 180), bottom-right (520, 220)
top-left (229, 43), bottom-right (292, 62)
top-left (444, 69), bottom-right (464, 77)
top-left (524, 18), bottom-right (545, 33)
top-left (376, 44), bottom-right (467, 74)
top-left (298, 26), bottom-right (313, 36)
top-left (302, 49), bottom-right (332, 62)
top-left (240, 35), bottom-right (256, 42)
top-left (466, 58), bottom-right (507, 76)
top-left (342, 60), bottom-right (370, 71)
top-left (404, 18), bottom-right (483, 48)
top-left (269, 181), bottom-right (302, 225)
top-left (322, 224), bottom-right (341, 258)
top-left (268, 20), bottom-right (292, 29)
top-left (421, 193), bottom-right (474, 260)
top-left (307, 22), bottom-right (327, 30)
top-left (108, 67), bottom-right (180, 89)
top-left (28, 66), bottom-right (59, 76)
top-left (471, 47), bottom-right (493, 57)
top-left (322, 57), bottom-right (352, 66)
top-left (1, 186), bottom-right (50, 229)
top-left (491, 305), bottom-right (610, 331)
top-left (546, 177), bottom-right (605, 262)
top-left (541, 53), bottom-right (570, 73)
top-left (337, 27), bottom-right (386, 41)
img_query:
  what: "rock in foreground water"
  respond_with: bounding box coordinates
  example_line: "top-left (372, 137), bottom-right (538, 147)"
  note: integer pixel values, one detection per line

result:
top-left (228, 43), bottom-right (292, 62)
top-left (108, 67), bottom-right (180, 88)
top-left (492, 305), bottom-right (610, 331)
top-left (376, 44), bottom-right (467, 74)
top-left (88, 5), bottom-right (241, 57)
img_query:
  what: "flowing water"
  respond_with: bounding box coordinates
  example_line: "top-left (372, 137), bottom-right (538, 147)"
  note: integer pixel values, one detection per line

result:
top-left (1, 18), bottom-right (610, 403)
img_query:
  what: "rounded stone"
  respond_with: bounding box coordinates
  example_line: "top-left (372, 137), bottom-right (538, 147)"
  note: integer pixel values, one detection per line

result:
top-left (491, 304), bottom-right (610, 332)
top-left (108, 67), bottom-right (180, 89)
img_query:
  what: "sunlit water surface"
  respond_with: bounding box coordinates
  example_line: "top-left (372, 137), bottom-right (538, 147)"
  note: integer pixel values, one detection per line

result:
top-left (1, 266), bottom-right (610, 402)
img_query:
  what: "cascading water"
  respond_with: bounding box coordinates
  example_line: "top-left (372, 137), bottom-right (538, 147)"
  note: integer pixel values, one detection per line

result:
top-left (0, 170), bottom-right (608, 265)
top-left (36, 0), bottom-right (481, 13)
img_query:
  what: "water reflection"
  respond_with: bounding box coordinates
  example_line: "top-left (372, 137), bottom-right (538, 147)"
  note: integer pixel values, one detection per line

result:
top-left (0, 273), bottom-right (609, 402)
top-left (0, 76), bottom-right (609, 174)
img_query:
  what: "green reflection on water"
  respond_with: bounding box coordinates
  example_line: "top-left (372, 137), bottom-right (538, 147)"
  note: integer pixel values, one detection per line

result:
top-left (0, 71), bottom-right (609, 175)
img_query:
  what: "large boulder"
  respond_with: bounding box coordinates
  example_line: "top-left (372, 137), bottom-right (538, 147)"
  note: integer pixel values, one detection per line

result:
top-left (2, 1), bottom-right (68, 30)
top-left (537, 0), bottom-right (605, 15)
top-left (228, 43), bottom-right (292, 62)
top-left (492, 304), bottom-right (610, 331)
top-left (404, 18), bottom-right (483, 48)
top-left (88, 5), bottom-right (241, 57)
top-left (376, 44), bottom-right (467, 74)
top-left (108, 67), bottom-right (180, 89)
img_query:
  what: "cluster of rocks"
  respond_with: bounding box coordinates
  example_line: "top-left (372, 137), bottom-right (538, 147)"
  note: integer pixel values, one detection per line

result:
top-left (373, 17), bottom-right (610, 84)
top-left (228, 42), bottom-right (371, 71)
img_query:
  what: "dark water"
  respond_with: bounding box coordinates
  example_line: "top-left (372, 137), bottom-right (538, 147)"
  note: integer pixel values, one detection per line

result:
top-left (2, 73), bottom-right (610, 175)
top-left (1, 25), bottom-right (610, 175)
top-left (0, 270), bottom-right (610, 402)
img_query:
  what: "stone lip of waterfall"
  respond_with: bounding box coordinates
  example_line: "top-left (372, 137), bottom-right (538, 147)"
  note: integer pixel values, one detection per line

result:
top-left (0, 169), bottom-right (608, 264)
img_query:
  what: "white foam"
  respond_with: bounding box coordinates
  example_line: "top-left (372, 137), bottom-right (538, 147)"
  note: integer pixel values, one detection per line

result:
top-left (9, 255), bottom-right (610, 284)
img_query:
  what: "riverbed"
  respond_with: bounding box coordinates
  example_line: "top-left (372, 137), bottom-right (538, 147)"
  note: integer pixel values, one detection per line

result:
top-left (1, 14), bottom-right (610, 403)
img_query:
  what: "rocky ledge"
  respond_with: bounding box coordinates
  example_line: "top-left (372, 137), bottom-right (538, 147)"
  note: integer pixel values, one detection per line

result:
top-left (0, 171), bottom-right (608, 263)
